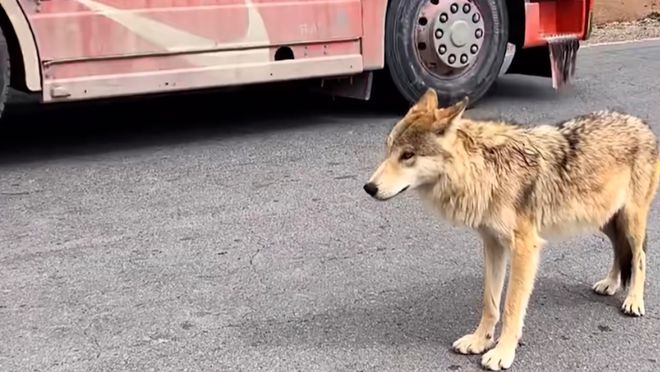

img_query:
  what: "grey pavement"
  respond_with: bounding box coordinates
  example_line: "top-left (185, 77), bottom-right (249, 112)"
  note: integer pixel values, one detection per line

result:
top-left (1, 40), bottom-right (660, 372)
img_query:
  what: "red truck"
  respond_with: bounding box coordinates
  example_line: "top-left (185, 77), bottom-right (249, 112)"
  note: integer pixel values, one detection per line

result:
top-left (0, 0), bottom-right (594, 118)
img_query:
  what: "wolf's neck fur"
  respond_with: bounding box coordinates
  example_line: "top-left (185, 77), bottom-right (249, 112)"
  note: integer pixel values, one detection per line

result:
top-left (417, 119), bottom-right (560, 229)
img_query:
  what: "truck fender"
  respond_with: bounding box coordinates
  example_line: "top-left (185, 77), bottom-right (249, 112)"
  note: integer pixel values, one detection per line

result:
top-left (0, 0), bottom-right (42, 91)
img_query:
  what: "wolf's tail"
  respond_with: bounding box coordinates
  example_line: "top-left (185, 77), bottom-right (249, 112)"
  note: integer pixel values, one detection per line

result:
top-left (652, 158), bottom-right (660, 201)
top-left (656, 158), bottom-right (660, 184)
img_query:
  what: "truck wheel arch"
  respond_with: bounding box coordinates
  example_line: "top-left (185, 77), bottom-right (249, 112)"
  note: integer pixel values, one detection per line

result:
top-left (0, 0), bottom-right (42, 92)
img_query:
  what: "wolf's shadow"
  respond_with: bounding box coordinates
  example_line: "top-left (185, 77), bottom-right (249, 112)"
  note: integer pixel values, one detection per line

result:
top-left (236, 275), bottom-right (619, 349)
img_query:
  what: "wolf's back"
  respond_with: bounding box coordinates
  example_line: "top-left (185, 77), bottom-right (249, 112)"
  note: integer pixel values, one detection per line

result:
top-left (554, 111), bottom-right (657, 168)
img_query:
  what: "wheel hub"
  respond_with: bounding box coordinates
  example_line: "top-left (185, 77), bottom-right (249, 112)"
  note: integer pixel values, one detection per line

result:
top-left (450, 21), bottom-right (470, 47)
top-left (416, 0), bottom-right (485, 73)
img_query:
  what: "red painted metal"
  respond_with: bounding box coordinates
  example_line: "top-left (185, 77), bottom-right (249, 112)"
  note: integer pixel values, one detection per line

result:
top-left (13, 0), bottom-right (372, 101)
top-left (523, 0), bottom-right (591, 48)
top-left (28, 0), bottom-right (364, 62)
top-left (361, 0), bottom-right (387, 70)
top-left (5, 0), bottom-right (591, 102)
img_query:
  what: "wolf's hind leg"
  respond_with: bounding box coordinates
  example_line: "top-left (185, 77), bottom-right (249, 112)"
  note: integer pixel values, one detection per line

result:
top-left (452, 232), bottom-right (507, 355)
top-left (619, 204), bottom-right (649, 317)
top-left (593, 215), bottom-right (624, 296)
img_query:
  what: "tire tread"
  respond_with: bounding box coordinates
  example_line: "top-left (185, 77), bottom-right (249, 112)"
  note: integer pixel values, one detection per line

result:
top-left (0, 26), bottom-right (10, 119)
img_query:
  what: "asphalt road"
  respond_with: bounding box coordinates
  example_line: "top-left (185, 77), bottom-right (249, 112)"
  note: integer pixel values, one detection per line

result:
top-left (1, 40), bottom-right (660, 372)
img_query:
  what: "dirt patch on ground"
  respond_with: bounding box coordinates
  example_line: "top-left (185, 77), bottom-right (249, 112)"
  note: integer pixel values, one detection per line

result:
top-left (586, 12), bottom-right (660, 44)
top-left (594, 0), bottom-right (659, 24)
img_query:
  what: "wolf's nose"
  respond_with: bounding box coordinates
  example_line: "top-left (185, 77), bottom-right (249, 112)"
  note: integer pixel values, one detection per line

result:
top-left (363, 182), bottom-right (378, 197)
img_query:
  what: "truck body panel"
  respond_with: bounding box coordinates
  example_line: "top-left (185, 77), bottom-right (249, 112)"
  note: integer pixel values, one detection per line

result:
top-left (13, 0), bottom-right (385, 101)
top-left (2, 0), bottom-right (591, 102)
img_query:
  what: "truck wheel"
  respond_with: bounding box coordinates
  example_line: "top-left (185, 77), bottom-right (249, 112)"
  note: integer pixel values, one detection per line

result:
top-left (0, 27), bottom-right (9, 119)
top-left (385, 0), bottom-right (508, 106)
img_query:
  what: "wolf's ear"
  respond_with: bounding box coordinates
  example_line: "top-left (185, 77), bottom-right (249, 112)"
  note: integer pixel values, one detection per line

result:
top-left (431, 96), bottom-right (469, 135)
top-left (411, 88), bottom-right (439, 113)
top-left (436, 96), bottom-right (468, 121)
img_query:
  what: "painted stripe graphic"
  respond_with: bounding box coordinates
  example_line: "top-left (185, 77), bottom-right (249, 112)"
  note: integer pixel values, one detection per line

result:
top-left (75, 0), bottom-right (271, 67)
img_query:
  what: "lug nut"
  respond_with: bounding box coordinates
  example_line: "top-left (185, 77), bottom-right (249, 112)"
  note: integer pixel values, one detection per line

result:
top-left (472, 13), bottom-right (480, 23)
top-left (470, 44), bottom-right (479, 54)
top-left (463, 4), bottom-right (471, 13)
top-left (435, 29), bottom-right (444, 39)
top-left (460, 54), bottom-right (468, 64)
top-left (450, 3), bottom-right (458, 13)
top-left (475, 28), bottom-right (483, 38)
top-left (440, 13), bottom-right (448, 22)
top-left (438, 45), bottom-right (447, 55)
top-left (448, 54), bottom-right (456, 64)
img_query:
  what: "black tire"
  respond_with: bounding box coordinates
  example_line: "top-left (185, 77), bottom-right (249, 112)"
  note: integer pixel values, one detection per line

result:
top-left (385, 0), bottom-right (508, 107)
top-left (0, 26), bottom-right (9, 119)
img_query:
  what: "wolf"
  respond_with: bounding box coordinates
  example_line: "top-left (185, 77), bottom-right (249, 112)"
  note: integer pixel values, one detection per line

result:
top-left (363, 89), bottom-right (660, 370)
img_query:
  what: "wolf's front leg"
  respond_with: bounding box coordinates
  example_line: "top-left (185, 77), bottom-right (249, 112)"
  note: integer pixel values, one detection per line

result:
top-left (453, 232), bottom-right (507, 355)
top-left (482, 222), bottom-right (541, 371)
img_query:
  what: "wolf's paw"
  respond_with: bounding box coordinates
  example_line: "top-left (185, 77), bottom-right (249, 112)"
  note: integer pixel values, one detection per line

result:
top-left (592, 278), bottom-right (619, 296)
top-left (452, 333), bottom-right (495, 355)
top-left (481, 343), bottom-right (516, 371)
top-left (621, 296), bottom-right (645, 316)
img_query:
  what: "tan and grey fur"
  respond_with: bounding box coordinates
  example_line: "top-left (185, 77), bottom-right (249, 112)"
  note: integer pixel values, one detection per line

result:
top-left (363, 89), bottom-right (660, 371)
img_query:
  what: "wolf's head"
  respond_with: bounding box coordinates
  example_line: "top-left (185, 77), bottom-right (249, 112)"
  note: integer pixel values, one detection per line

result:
top-left (363, 88), bottom-right (468, 201)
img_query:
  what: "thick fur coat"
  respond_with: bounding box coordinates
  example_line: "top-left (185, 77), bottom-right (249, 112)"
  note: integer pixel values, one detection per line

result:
top-left (364, 89), bottom-right (660, 370)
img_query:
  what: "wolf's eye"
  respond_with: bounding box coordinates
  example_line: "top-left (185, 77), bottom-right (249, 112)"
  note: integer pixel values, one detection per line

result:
top-left (400, 151), bottom-right (415, 160)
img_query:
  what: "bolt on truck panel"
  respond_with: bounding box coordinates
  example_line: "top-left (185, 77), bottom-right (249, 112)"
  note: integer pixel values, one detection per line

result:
top-left (0, 0), bottom-right (593, 116)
